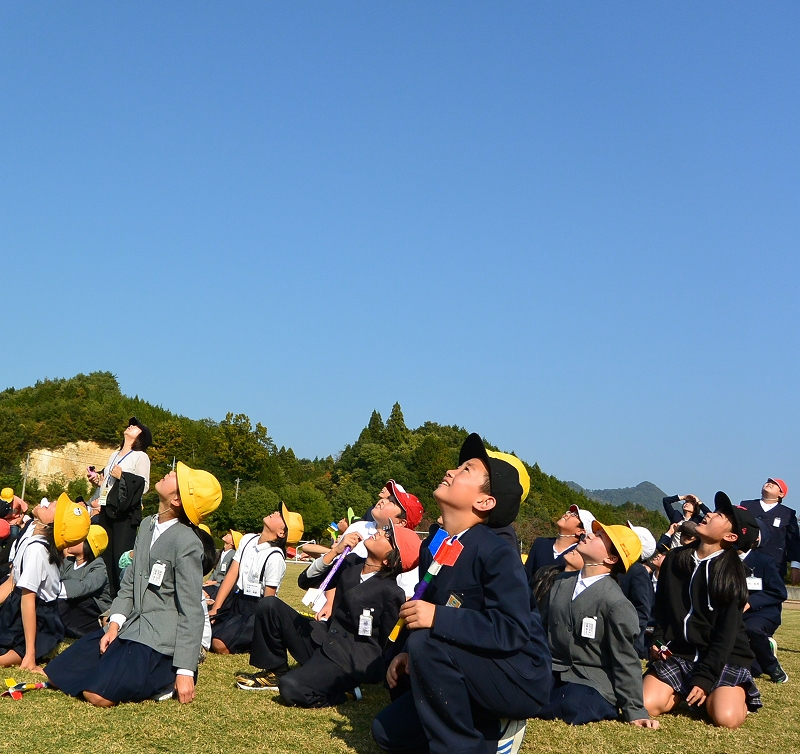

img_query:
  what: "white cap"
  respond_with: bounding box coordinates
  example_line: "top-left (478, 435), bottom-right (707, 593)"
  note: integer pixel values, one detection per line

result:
top-left (568, 504), bottom-right (596, 532)
top-left (626, 521), bottom-right (656, 560)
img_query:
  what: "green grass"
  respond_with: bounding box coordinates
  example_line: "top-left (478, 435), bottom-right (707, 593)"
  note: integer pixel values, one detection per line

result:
top-left (5, 562), bottom-right (800, 754)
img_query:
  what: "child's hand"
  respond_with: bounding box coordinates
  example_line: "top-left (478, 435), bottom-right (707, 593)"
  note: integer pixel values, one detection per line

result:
top-left (100, 622), bottom-right (120, 653)
top-left (386, 652), bottom-right (409, 688)
top-left (20, 653), bottom-right (43, 674)
top-left (399, 600), bottom-right (436, 630)
top-left (175, 675), bottom-right (195, 704)
top-left (685, 685), bottom-right (707, 706)
top-left (315, 602), bottom-right (332, 621)
top-left (630, 718), bottom-right (659, 729)
top-left (335, 531), bottom-right (362, 554)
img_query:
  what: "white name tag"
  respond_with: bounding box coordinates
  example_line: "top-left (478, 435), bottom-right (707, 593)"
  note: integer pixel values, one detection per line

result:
top-left (98, 487), bottom-right (109, 507)
top-left (243, 578), bottom-right (262, 597)
top-left (149, 561), bottom-right (166, 587)
top-left (774, 517), bottom-right (782, 528)
top-left (746, 577), bottom-right (763, 591)
top-left (358, 610), bottom-right (374, 637)
top-left (220, 562), bottom-right (227, 573)
top-left (581, 616), bottom-right (597, 639)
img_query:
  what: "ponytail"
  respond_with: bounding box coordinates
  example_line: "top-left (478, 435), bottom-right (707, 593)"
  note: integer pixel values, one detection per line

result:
top-left (41, 526), bottom-right (62, 567)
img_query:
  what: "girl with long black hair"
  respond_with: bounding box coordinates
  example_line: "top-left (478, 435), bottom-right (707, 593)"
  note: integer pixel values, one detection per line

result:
top-left (644, 491), bottom-right (761, 729)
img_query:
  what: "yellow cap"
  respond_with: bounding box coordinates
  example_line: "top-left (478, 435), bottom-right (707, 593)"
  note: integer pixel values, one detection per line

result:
top-left (54, 492), bottom-right (91, 550)
top-left (592, 520), bottom-right (642, 571)
top-left (198, 523), bottom-right (211, 535)
top-left (86, 525), bottom-right (109, 557)
top-left (176, 461), bottom-right (222, 525)
top-left (229, 529), bottom-right (244, 549)
top-left (0, 488), bottom-right (13, 503)
top-left (280, 503), bottom-right (304, 545)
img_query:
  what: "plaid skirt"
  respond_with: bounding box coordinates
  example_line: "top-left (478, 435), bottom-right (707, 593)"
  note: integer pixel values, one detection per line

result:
top-left (648, 655), bottom-right (762, 711)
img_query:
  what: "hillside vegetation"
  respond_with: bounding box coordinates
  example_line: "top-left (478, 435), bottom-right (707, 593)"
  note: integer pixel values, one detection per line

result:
top-left (0, 372), bottom-right (667, 544)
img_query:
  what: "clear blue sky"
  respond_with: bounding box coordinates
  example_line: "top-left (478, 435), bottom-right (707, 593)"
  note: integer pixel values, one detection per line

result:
top-left (1, 3), bottom-right (798, 506)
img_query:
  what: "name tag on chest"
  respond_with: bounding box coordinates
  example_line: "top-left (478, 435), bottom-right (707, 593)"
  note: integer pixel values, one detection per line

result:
top-left (746, 577), bottom-right (763, 591)
top-left (581, 616), bottom-right (597, 639)
top-left (220, 562), bottom-right (227, 573)
top-left (244, 578), bottom-right (262, 597)
top-left (358, 610), bottom-right (374, 636)
top-left (773, 517), bottom-right (782, 528)
top-left (149, 561), bottom-right (167, 587)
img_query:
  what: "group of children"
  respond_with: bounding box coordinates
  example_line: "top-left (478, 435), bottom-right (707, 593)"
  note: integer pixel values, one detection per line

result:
top-left (0, 433), bottom-right (795, 754)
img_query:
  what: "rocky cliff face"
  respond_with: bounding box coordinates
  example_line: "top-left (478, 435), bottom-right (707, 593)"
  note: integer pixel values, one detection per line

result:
top-left (22, 441), bottom-right (117, 488)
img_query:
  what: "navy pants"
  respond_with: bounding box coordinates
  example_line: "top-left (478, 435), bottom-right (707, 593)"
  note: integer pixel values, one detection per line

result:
top-left (536, 677), bottom-right (618, 725)
top-left (744, 614), bottom-right (780, 676)
top-left (372, 629), bottom-right (545, 754)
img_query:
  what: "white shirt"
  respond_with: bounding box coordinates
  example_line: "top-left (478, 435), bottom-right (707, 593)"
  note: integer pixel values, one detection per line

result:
top-left (101, 448), bottom-right (151, 495)
top-left (233, 534), bottom-right (286, 595)
top-left (571, 571), bottom-right (609, 601)
top-left (8, 520), bottom-right (35, 563)
top-left (13, 534), bottom-right (61, 602)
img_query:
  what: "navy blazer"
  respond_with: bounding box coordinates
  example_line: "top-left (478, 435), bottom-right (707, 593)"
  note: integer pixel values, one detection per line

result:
top-left (742, 548), bottom-right (786, 627)
top-left (416, 524), bottom-right (552, 707)
top-left (740, 499), bottom-right (800, 573)
top-left (524, 537), bottom-right (561, 582)
top-left (298, 554), bottom-right (405, 684)
top-left (617, 561), bottom-right (655, 659)
top-left (662, 495), bottom-right (710, 525)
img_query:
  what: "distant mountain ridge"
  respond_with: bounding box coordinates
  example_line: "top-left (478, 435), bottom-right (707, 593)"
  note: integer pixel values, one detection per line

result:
top-left (566, 480), bottom-right (667, 512)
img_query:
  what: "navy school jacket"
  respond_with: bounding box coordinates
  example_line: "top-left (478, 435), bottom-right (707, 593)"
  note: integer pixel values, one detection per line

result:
top-left (415, 524), bottom-right (552, 706)
top-left (523, 537), bottom-right (561, 582)
top-left (298, 553), bottom-right (405, 685)
top-left (740, 499), bottom-right (800, 575)
top-left (742, 548), bottom-right (786, 627)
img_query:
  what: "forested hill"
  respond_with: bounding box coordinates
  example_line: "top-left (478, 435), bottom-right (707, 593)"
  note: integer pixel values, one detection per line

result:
top-left (0, 372), bottom-right (667, 545)
top-left (566, 481), bottom-right (668, 512)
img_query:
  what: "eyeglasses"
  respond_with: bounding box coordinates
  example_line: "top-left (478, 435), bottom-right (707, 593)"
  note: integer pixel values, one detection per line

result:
top-left (380, 525), bottom-right (396, 547)
top-left (561, 511), bottom-right (579, 519)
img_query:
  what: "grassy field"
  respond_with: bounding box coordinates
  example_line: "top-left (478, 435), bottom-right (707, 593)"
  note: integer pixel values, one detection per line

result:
top-left (5, 561), bottom-right (800, 754)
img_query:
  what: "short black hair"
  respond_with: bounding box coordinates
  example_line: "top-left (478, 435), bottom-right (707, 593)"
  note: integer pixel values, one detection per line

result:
top-left (83, 541), bottom-right (96, 563)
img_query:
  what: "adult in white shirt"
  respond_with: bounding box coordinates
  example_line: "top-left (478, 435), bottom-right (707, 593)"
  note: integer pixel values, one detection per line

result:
top-left (88, 417), bottom-right (152, 596)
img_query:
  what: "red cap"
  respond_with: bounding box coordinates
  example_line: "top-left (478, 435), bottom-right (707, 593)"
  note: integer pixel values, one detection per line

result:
top-left (769, 478), bottom-right (788, 497)
top-left (389, 520), bottom-right (422, 572)
top-left (0, 519), bottom-right (10, 539)
top-left (386, 480), bottom-right (424, 530)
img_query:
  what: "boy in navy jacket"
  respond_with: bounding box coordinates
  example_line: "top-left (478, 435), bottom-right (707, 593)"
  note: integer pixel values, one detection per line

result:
top-left (742, 526), bottom-right (788, 683)
top-left (372, 434), bottom-right (552, 754)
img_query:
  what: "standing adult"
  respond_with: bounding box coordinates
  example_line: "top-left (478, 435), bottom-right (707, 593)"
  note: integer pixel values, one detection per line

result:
top-left (740, 478), bottom-right (800, 584)
top-left (88, 417), bottom-right (152, 596)
top-left (661, 494), bottom-right (710, 549)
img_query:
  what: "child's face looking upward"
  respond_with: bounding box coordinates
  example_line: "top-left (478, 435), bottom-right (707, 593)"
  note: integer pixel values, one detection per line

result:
top-left (434, 458), bottom-right (491, 510)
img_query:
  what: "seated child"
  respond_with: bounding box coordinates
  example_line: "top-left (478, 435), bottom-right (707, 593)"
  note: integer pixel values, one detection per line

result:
top-left (0, 493), bottom-right (90, 670)
top-left (644, 492), bottom-right (761, 729)
top-left (209, 506), bottom-right (298, 654)
top-left (235, 520), bottom-right (420, 707)
top-left (203, 529), bottom-right (243, 601)
top-left (45, 463), bottom-right (220, 706)
top-left (537, 521), bottom-right (658, 727)
top-left (58, 524), bottom-right (113, 637)
top-left (372, 433), bottom-right (553, 754)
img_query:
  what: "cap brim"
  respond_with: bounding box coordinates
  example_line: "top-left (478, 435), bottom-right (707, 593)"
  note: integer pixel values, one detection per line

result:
top-left (459, 434), bottom-right (492, 478)
top-left (591, 520), bottom-right (633, 571)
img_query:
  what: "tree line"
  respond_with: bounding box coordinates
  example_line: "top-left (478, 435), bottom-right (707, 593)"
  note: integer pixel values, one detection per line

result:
top-left (0, 372), bottom-right (668, 545)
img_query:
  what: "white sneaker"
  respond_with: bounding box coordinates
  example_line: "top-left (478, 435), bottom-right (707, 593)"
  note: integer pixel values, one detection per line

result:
top-left (769, 637), bottom-right (778, 657)
top-left (497, 719), bottom-right (527, 754)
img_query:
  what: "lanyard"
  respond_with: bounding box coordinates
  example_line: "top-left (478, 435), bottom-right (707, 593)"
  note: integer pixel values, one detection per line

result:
top-left (105, 450), bottom-right (134, 489)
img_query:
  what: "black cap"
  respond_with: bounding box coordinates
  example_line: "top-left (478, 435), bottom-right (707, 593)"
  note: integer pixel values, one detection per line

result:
top-left (714, 491), bottom-right (760, 552)
top-left (128, 416), bottom-right (152, 451)
top-left (458, 433), bottom-right (529, 528)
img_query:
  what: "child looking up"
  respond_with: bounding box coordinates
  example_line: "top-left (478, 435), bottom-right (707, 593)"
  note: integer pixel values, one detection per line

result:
top-left (644, 492), bottom-right (761, 729)
top-left (537, 521), bottom-right (658, 727)
top-left (0, 493), bottom-right (89, 671)
top-left (372, 433), bottom-right (552, 754)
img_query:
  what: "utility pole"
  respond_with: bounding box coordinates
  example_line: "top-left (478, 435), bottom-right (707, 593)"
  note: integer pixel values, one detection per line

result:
top-left (20, 452), bottom-right (30, 502)
top-left (235, 478), bottom-right (240, 501)
top-left (172, 456), bottom-right (176, 471)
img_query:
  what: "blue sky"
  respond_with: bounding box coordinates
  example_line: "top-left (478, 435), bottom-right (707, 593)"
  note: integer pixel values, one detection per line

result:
top-left (1, 3), bottom-right (797, 506)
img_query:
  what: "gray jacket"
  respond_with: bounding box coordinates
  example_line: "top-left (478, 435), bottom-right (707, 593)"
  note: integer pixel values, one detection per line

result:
top-left (208, 549), bottom-right (234, 583)
top-left (60, 557), bottom-right (112, 612)
top-left (109, 516), bottom-right (205, 672)
top-left (541, 571), bottom-right (647, 722)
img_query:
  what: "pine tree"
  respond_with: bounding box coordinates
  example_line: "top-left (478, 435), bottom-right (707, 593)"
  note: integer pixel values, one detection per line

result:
top-left (384, 402), bottom-right (411, 449)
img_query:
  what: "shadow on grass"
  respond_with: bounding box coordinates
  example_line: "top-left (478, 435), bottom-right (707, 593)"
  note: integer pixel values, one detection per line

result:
top-left (329, 685), bottom-right (390, 754)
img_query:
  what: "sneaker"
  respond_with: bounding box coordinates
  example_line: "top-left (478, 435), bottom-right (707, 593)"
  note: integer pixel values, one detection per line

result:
top-left (235, 670), bottom-right (283, 691)
top-left (769, 663), bottom-right (789, 684)
top-left (769, 637), bottom-right (778, 657)
top-left (345, 686), bottom-right (363, 702)
top-left (497, 719), bottom-right (527, 754)
top-left (150, 684), bottom-right (175, 702)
